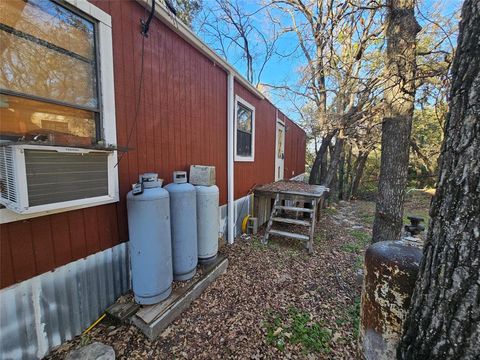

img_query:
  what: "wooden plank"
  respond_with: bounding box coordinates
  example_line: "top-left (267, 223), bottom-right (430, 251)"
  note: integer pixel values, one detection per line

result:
top-left (268, 229), bottom-right (310, 241)
top-left (308, 199), bottom-right (317, 253)
top-left (275, 205), bottom-right (314, 213)
top-left (106, 302), bottom-right (141, 324)
top-left (271, 217), bottom-right (311, 226)
top-left (136, 288), bottom-right (182, 324)
top-left (262, 193), bottom-right (279, 244)
top-left (254, 189), bottom-right (327, 199)
top-left (133, 255), bottom-right (228, 340)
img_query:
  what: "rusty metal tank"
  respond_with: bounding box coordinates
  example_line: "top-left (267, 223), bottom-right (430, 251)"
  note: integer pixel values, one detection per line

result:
top-left (359, 217), bottom-right (424, 360)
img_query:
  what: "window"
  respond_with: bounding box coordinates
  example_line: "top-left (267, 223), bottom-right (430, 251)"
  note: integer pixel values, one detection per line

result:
top-left (0, 0), bottom-right (100, 147)
top-left (234, 96), bottom-right (255, 161)
top-left (0, 0), bottom-right (118, 223)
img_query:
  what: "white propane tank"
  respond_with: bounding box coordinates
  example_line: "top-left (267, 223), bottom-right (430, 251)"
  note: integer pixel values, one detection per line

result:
top-left (164, 171), bottom-right (198, 281)
top-left (127, 173), bottom-right (172, 304)
top-left (195, 185), bottom-right (219, 263)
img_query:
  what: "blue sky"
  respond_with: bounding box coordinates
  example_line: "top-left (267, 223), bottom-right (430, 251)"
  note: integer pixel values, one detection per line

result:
top-left (195, 0), bottom-right (462, 122)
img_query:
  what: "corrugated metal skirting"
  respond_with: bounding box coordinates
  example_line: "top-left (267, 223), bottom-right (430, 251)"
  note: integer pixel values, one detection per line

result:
top-left (0, 243), bottom-right (130, 360)
top-left (218, 194), bottom-right (253, 239)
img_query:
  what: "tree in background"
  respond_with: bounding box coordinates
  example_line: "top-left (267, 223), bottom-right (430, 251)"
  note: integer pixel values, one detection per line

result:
top-left (349, 5), bottom-right (457, 199)
top-left (397, 0), bottom-right (479, 356)
top-left (268, 0), bottom-right (386, 190)
top-left (168, 0), bottom-right (203, 27)
top-left (196, 0), bottom-right (279, 85)
top-left (192, 0), bottom-right (456, 202)
top-left (371, 0), bottom-right (421, 243)
top-left (409, 107), bottom-right (445, 188)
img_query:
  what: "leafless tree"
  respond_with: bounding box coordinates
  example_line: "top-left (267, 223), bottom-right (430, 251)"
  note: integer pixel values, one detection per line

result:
top-left (196, 0), bottom-right (279, 85)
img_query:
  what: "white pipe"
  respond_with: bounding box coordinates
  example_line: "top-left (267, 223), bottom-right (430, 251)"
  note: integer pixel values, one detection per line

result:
top-left (227, 73), bottom-right (235, 244)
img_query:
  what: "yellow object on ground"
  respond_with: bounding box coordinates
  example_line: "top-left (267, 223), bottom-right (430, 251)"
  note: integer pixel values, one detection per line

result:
top-left (83, 313), bottom-right (106, 334)
top-left (241, 215), bottom-right (250, 233)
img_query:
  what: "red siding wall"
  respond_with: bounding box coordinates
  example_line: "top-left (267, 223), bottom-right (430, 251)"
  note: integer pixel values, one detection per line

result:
top-left (0, 0), bottom-right (305, 289)
top-left (284, 118), bottom-right (307, 178)
top-left (234, 83), bottom-right (276, 198)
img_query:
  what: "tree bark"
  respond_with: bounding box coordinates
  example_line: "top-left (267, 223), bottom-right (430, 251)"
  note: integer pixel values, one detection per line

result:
top-left (350, 150), bottom-right (369, 198)
top-left (339, 144), bottom-right (349, 200)
top-left (324, 134), bottom-right (344, 190)
top-left (397, 0), bottom-right (480, 358)
top-left (372, 0), bottom-right (421, 243)
top-left (308, 130), bottom-right (336, 185)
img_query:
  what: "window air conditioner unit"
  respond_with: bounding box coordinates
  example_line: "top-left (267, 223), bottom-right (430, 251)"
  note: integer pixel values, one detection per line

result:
top-left (0, 144), bottom-right (117, 214)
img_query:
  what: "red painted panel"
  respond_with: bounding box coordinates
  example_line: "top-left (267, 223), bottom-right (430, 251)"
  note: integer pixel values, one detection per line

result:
top-left (7, 221), bottom-right (36, 283)
top-left (0, 225), bottom-right (15, 288)
top-left (30, 217), bottom-right (55, 275)
top-left (68, 211), bottom-right (87, 260)
top-left (84, 207), bottom-right (101, 255)
top-left (50, 213), bottom-right (72, 267)
top-left (284, 118), bottom-right (306, 179)
top-left (1, 0), bottom-right (305, 289)
top-left (96, 204), bottom-right (114, 250)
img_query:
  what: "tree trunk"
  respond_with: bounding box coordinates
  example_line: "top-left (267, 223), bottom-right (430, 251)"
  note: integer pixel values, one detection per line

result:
top-left (397, 1), bottom-right (480, 358)
top-left (309, 130), bottom-right (336, 185)
top-left (324, 133), bottom-right (344, 189)
top-left (319, 147), bottom-right (329, 184)
top-left (344, 145), bottom-right (353, 199)
top-left (338, 144), bottom-right (349, 200)
top-left (372, 0), bottom-right (421, 243)
top-left (350, 150), bottom-right (369, 198)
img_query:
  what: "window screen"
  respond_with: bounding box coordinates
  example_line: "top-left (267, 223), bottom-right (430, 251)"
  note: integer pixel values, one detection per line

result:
top-left (236, 103), bottom-right (253, 157)
top-left (0, 0), bottom-right (99, 146)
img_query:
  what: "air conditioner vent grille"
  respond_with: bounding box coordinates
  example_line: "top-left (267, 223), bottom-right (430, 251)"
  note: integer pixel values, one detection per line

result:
top-left (0, 146), bottom-right (17, 204)
top-left (24, 149), bottom-right (109, 207)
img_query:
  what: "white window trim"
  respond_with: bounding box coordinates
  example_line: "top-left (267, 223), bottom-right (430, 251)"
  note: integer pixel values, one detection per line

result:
top-left (234, 95), bottom-right (255, 162)
top-left (275, 119), bottom-right (285, 181)
top-left (0, 1), bottom-right (118, 224)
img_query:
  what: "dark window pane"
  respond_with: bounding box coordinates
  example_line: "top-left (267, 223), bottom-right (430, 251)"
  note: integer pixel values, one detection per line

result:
top-left (237, 104), bottom-right (252, 133)
top-left (237, 130), bottom-right (252, 157)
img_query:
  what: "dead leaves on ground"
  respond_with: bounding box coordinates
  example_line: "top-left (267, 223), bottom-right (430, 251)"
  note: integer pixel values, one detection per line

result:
top-left (47, 201), bottom-right (372, 360)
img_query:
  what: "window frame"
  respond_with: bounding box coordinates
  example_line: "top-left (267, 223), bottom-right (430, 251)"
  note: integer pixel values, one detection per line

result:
top-left (0, 0), bottom-right (103, 143)
top-left (234, 95), bottom-right (255, 162)
top-left (0, 0), bottom-right (118, 224)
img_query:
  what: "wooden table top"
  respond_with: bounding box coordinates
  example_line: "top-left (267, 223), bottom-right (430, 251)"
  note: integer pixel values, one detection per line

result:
top-left (254, 180), bottom-right (328, 198)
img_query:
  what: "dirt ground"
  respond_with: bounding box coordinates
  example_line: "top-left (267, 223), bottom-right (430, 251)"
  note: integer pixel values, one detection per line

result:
top-left (47, 195), bottom-right (431, 360)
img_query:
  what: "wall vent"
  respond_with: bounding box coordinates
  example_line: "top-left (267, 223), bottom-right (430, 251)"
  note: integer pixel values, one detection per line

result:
top-left (0, 146), bottom-right (17, 204)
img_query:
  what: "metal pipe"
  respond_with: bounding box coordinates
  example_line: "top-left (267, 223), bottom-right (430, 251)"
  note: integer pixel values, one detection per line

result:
top-left (227, 73), bottom-right (235, 244)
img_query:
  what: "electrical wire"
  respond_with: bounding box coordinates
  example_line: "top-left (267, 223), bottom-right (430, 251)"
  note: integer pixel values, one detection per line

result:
top-left (115, 35), bottom-right (146, 168)
top-left (141, 0), bottom-right (156, 37)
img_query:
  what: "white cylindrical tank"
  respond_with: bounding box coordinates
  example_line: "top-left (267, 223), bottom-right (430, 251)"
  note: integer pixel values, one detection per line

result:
top-left (164, 171), bottom-right (198, 281)
top-left (196, 185), bottom-right (219, 263)
top-left (127, 173), bottom-right (172, 304)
